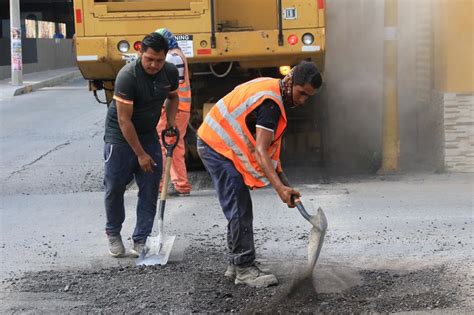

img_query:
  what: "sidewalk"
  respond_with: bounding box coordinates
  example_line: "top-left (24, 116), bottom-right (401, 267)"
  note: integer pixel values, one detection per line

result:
top-left (0, 67), bottom-right (83, 99)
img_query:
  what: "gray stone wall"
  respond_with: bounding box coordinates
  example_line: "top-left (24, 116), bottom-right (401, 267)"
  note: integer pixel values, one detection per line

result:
top-left (0, 39), bottom-right (76, 80)
top-left (417, 90), bottom-right (445, 171)
top-left (443, 93), bottom-right (474, 172)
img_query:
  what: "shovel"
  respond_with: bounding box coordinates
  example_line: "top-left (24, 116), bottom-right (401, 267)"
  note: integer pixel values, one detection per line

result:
top-left (284, 197), bottom-right (328, 297)
top-left (294, 197), bottom-right (328, 276)
top-left (136, 127), bottom-right (179, 266)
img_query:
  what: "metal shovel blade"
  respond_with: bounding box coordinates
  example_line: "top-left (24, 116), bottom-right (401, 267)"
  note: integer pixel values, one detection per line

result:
top-left (295, 201), bottom-right (328, 274)
top-left (284, 203), bottom-right (328, 298)
top-left (135, 145), bottom-right (178, 267)
top-left (307, 207), bottom-right (327, 272)
top-left (136, 234), bottom-right (176, 266)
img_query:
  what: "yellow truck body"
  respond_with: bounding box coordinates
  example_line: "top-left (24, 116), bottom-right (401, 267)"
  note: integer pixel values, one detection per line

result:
top-left (73, 0), bottom-right (325, 83)
top-left (73, 0), bottom-right (326, 165)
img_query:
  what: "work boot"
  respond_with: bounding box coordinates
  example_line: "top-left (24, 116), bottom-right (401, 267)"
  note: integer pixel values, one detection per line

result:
top-left (224, 264), bottom-right (236, 279)
top-left (167, 186), bottom-right (190, 197)
top-left (130, 241), bottom-right (149, 258)
top-left (107, 233), bottom-right (125, 257)
top-left (234, 263), bottom-right (279, 288)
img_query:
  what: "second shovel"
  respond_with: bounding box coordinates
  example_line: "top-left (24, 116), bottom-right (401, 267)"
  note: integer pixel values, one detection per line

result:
top-left (136, 127), bottom-right (179, 266)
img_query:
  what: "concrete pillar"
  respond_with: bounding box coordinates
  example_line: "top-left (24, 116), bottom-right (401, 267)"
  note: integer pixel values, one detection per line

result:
top-left (379, 0), bottom-right (400, 174)
top-left (10, 0), bottom-right (23, 85)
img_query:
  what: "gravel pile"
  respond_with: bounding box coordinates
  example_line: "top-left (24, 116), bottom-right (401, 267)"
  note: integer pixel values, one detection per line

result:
top-left (5, 246), bottom-right (466, 314)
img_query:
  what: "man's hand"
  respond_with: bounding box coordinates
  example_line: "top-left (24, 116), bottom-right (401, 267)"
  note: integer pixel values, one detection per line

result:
top-left (276, 185), bottom-right (301, 208)
top-left (163, 126), bottom-right (178, 138)
top-left (138, 153), bottom-right (157, 173)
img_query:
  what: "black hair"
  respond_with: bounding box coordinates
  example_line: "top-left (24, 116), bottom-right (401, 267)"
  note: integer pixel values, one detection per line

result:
top-left (293, 61), bottom-right (323, 90)
top-left (141, 32), bottom-right (169, 54)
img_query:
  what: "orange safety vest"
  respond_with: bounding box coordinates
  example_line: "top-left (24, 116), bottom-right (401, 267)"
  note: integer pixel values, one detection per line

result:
top-left (169, 48), bottom-right (191, 112)
top-left (198, 78), bottom-right (287, 189)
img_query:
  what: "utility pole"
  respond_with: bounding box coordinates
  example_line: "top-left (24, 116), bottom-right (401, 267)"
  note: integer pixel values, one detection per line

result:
top-left (379, 0), bottom-right (400, 174)
top-left (10, 0), bottom-right (23, 85)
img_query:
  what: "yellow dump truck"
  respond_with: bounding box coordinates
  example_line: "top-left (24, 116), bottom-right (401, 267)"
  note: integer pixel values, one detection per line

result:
top-left (73, 0), bottom-right (325, 103)
top-left (73, 0), bottom-right (326, 166)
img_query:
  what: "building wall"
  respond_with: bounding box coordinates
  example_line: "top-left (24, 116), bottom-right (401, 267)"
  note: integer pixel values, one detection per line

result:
top-left (413, 0), bottom-right (445, 171)
top-left (324, 0), bottom-right (435, 173)
top-left (442, 93), bottom-right (474, 172)
top-left (433, 0), bottom-right (474, 172)
top-left (324, 0), bottom-right (384, 174)
top-left (433, 0), bottom-right (474, 93)
top-left (0, 39), bottom-right (76, 80)
top-left (324, 0), bottom-right (473, 174)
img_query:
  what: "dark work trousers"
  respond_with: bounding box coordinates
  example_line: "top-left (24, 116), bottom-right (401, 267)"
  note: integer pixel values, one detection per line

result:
top-left (104, 141), bottom-right (162, 243)
top-left (197, 138), bottom-right (255, 266)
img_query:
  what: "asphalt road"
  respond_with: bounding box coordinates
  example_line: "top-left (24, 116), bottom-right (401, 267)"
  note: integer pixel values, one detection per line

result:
top-left (0, 79), bottom-right (473, 313)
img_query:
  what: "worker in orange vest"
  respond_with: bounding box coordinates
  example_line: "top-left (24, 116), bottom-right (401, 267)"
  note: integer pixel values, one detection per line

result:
top-left (197, 61), bottom-right (323, 288)
top-left (156, 28), bottom-right (192, 196)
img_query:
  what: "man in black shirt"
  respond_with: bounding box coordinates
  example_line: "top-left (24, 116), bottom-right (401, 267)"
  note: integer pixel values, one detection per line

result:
top-left (104, 33), bottom-right (179, 257)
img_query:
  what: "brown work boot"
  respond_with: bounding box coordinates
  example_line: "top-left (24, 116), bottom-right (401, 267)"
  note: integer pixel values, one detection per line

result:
top-left (167, 186), bottom-right (190, 197)
top-left (234, 263), bottom-right (278, 288)
top-left (107, 233), bottom-right (125, 257)
top-left (224, 263), bottom-right (236, 279)
top-left (130, 241), bottom-right (149, 258)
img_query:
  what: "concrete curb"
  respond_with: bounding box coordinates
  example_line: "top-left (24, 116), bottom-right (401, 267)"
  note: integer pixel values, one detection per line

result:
top-left (12, 70), bottom-right (83, 96)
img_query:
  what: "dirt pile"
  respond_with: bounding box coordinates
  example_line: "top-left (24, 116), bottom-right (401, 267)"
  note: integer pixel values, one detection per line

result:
top-left (4, 246), bottom-right (466, 314)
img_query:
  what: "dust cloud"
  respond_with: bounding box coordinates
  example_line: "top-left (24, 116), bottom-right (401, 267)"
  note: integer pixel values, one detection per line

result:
top-left (322, 0), bottom-right (441, 174)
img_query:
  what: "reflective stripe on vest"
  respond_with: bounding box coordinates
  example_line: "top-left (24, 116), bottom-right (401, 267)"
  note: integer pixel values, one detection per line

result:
top-left (213, 90), bottom-right (282, 150)
top-left (203, 115), bottom-right (269, 185)
top-left (197, 78), bottom-right (287, 189)
top-left (170, 48), bottom-right (192, 112)
top-left (178, 81), bottom-right (191, 112)
top-left (216, 90), bottom-right (282, 120)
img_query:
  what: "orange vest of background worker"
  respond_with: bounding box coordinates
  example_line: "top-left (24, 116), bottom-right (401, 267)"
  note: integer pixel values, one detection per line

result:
top-left (196, 61), bottom-right (322, 288)
top-left (156, 28), bottom-right (192, 196)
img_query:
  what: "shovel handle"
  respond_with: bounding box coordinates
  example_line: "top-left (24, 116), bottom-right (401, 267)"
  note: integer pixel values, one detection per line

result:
top-left (160, 127), bottom-right (179, 202)
top-left (160, 157), bottom-right (172, 201)
top-left (160, 127), bottom-right (178, 202)
top-left (161, 127), bottom-right (180, 157)
top-left (295, 200), bottom-right (312, 222)
top-left (292, 196), bottom-right (311, 222)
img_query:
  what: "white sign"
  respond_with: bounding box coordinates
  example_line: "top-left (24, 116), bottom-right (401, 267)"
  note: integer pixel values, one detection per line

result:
top-left (77, 55), bottom-right (98, 61)
top-left (283, 7), bottom-right (297, 20)
top-left (176, 34), bottom-right (194, 58)
top-left (301, 45), bottom-right (321, 52)
top-left (121, 53), bottom-right (138, 63)
top-left (11, 27), bottom-right (22, 71)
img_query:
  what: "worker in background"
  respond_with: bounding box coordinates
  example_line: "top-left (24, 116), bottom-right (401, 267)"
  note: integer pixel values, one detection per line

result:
top-left (155, 28), bottom-right (193, 196)
top-left (104, 32), bottom-right (179, 257)
top-left (197, 61), bottom-right (323, 288)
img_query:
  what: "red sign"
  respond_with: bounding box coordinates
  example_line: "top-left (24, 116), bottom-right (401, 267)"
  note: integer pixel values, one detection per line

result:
top-left (197, 49), bottom-right (212, 55)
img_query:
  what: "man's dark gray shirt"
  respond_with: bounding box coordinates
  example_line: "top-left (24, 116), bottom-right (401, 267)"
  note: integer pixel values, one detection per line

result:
top-left (104, 59), bottom-right (179, 144)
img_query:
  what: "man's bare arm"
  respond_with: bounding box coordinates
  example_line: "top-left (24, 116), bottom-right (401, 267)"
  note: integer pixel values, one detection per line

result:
top-left (254, 128), bottom-right (300, 207)
top-left (116, 100), bottom-right (156, 172)
top-left (277, 170), bottom-right (291, 187)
